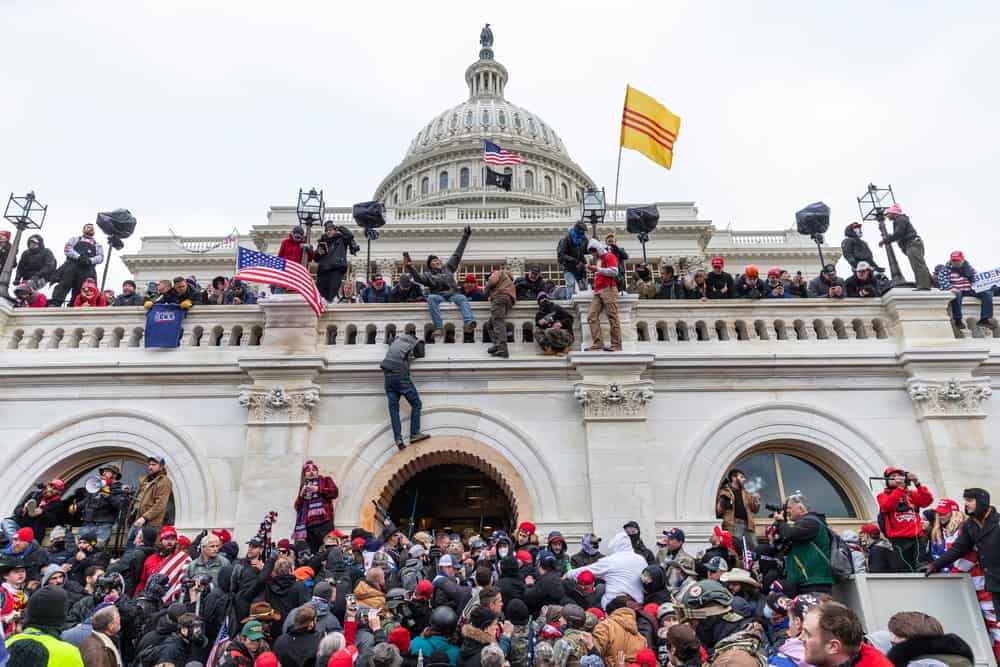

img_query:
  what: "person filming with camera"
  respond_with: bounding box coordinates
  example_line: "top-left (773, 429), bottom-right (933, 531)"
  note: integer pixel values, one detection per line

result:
top-left (771, 492), bottom-right (834, 596)
top-left (876, 467), bottom-right (933, 572)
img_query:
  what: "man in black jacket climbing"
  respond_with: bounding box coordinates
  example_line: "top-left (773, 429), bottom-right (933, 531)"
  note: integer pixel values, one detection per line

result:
top-left (381, 332), bottom-right (431, 450)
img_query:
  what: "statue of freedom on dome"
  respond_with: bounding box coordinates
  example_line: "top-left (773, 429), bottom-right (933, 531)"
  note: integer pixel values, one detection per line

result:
top-left (480, 23), bottom-right (493, 49)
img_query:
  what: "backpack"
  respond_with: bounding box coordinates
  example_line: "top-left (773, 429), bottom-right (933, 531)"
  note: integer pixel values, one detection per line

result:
top-left (399, 562), bottom-right (423, 593)
top-left (811, 528), bottom-right (855, 581)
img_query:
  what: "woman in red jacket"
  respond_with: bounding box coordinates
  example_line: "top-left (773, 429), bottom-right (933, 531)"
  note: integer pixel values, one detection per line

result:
top-left (876, 467), bottom-right (933, 573)
top-left (72, 278), bottom-right (108, 307)
top-left (293, 460), bottom-right (339, 553)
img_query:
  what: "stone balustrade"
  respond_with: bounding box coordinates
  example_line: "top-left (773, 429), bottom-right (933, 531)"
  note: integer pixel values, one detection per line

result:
top-left (1, 291), bottom-right (990, 355)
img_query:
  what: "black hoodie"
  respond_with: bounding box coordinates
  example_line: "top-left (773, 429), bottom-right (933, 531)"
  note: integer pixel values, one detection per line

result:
top-left (15, 234), bottom-right (57, 285)
top-left (932, 488), bottom-right (1000, 591)
top-left (841, 225), bottom-right (879, 270)
top-left (640, 564), bottom-right (671, 605)
top-left (623, 521), bottom-right (656, 565)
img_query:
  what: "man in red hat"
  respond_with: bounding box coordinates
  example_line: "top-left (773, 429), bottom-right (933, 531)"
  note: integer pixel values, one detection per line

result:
top-left (937, 250), bottom-right (994, 329)
top-left (136, 525), bottom-right (180, 594)
top-left (705, 256), bottom-right (734, 299)
top-left (876, 467), bottom-right (933, 572)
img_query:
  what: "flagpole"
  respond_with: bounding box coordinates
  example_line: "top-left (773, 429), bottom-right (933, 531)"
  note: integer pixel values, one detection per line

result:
top-left (612, 143), bottom-right (624, 224)
top-left (482, 165), bottom-right (486, 207)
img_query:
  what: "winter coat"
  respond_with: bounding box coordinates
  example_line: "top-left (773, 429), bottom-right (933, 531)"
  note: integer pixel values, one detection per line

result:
top-left (936, 261), bottom-right (977, 292)
top-left (106, 544), bottom-right (154, 596)
top-left (932, 507), bottom-right (1000, 592)
top-left (515, 274), bottom-right (548, 301)
top-left (294, 475), bottom-right (338, 527)
top-left (877, 485), bottom-right (933, 539)
top-left (272, 625), bottom-right (322, 667)
top-left (381, 333), bottom-right (426, 376)
top-left (186, 553), bottom-right (229, 585)
top-left (736, 276), bottom-right (768, 299)
top-left (716, 483), bottom-right (761, 532)
top-left (485, 270), bottom-right (517, 304)
top-left (569, 549), bottom-right (602, 569)
top-left (431, 574), bottom-right (471, 613)
top-left (557, 226), bottom-right (589, 278)
top-left (315, 226), bottom-right (358, 273)
top-left (131, 471), bottom-right (173, 527)
top-left (362, 283), bottom-right (392, 303)
top-left (457, 624), bottom-right (502, 667)
top-left (111, 292), bottom-right (144, 306)
top-left (152, 632), bottom-right (194, 667)
top-left (283, 597), bottom-right (343, 635)
top-left (567, 532), bottom-right (647, 608)
top-left (640, 564), bottom-right (671, 605)
top-left (706, 270), bottom-right (734, 299)
top-left (507, 625), bottom-right (530, 667)
top-left (390, 281), bottom-right (426, 303)
top-left (776, 512), bottom-right (833, 588)
top-left (353, 579), bottom-right (386, 609)
top-left (593, 607), bottom-right (647, 667)
top-left (14, 287), bottom-right (47, 307)
top-left (867, 540), bottom-right (896, 574)
top-left (12, 488), bottom-right (66, 539)
top-left (79, 630), bottom-right (121, 667)
top-left (523, 570), bottom-right (564, 615)
top-left (3, 540), bottom-right (50, 582)
top-left (535, 301), bottom-right (574, 331)
top-left (845, 273), bottom-right (892, 298)
top-left (14, 235), bottom-right (57, 285)
top-left (223, 286), bottom-right (257, 304)
top-left (685, 277), bottom-right (709, 300)
top-left (463, 287), bottom-right (487, 301)
top-left (406, 230), bottom-right (471, 296)
top-left (259, 574), bottom-right (311, 637)
top-left (498, 568), bottom-right (526, 610)
top-left (278, 234), bottom-right (313, 265)
top-left (852, 643), bottom-right (896, 667)
top-left (62, 234), bottom-right (105, 266)
top-left (807, 275), bottom-right (846, 298)
top-left (560, 579), bottom-right (603, 610)
top-left (842, 225), bottom-right (877, 269)
top-left (73, 289), bottom-right (108, 307)
top-left (884, 214), bottom-right (919, 252)
top-left (655, 276), bottom-right (685, 300)
top-left (886, 633), bottom-right (975, 667)
top-left (410, 633), bottom-right (461, 665)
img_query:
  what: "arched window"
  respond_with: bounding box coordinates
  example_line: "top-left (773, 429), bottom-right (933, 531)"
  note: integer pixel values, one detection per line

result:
top-left (439, 171), bottom-right (449, 191)
top-left (460, 167), bottom-right (470, 188)
top-left (560, 183), bottom-right (568, 199)
top-left (481, 109), bottom-right (490, 126)
top-left (524, 170), bottom-right (535, 190)
top-left (420, 177), bottom-right (429, 195)
top-left (498, 110), bottom-right (507, 127)
top-left (527, 117), bottom-right (537, 135)
top-left (727, 449), bottom-right (858, 518)
top-left (405, 184), bottom-right (413, 201)
top-left (513, 113), bottom-right (522, 130)
top-left (543, 175), bottom-right (553, 194)
top-left (465, 110), bottom-right (474, 128)
top-left (393, 192), bottom-right (399, 205)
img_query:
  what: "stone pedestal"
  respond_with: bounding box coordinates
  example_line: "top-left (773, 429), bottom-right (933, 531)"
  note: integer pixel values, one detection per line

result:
top-left (571, 293), bottom-right (639, 350)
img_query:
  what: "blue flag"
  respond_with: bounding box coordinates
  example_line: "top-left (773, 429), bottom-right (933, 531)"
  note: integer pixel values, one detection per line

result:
top-left (144, 304), bottom-right (187, 348)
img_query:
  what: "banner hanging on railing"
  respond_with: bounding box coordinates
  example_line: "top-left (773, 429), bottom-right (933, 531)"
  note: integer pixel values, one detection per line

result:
top-left (144, 304), bottom-right (187, 348)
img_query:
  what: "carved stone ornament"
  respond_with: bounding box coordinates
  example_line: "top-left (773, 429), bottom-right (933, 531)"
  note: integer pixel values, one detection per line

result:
top-left (574, 383), bottom-right (654, 421)
top-left (908, 378), bottom-right (992, 418)
top-left (238, 385), bottom-right (320, 423)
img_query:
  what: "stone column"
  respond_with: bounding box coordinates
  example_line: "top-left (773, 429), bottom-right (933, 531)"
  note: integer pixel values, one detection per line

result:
top-left (571, 352), bottom-right (656, 540)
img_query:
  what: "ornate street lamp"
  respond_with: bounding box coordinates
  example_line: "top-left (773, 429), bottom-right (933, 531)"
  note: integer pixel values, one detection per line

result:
top-left (857, 183), bottom-right (905, 284)
top-left (582, 188), bottom-right (606, 239)
top-left (296, 188), bottom-right (324, 263)
top-left (1, 191), bottom-right (47, 301)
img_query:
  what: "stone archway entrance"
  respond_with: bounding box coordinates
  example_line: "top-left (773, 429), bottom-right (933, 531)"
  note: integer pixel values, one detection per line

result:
top-left (357, 436), bottom-right (534, 534)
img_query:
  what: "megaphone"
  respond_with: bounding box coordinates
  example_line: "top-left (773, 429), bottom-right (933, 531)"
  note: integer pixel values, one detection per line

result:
top-left (85, 477), bottom-right (103, 494)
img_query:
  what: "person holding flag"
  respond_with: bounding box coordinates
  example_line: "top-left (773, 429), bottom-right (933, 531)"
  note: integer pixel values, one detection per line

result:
top-left (234, 246), bottom-right (324, 318)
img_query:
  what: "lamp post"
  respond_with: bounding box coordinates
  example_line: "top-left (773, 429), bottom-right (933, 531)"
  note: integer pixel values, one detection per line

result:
top-left (1, 191), bottom-right (47, 301)
top-left (857, 183), bottom-right (905, 284)
top-left (296, 188), bottom-right (324, 266)
top-left (582, 188), bottom-right (606, 239)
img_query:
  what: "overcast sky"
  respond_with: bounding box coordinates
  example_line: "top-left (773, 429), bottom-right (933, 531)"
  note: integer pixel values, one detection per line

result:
top-left (2, 1), bottom-right (998, 289)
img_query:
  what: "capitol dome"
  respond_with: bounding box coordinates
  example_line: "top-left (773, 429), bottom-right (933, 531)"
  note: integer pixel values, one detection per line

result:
top-left (374, 27), bottom-right (596, 207)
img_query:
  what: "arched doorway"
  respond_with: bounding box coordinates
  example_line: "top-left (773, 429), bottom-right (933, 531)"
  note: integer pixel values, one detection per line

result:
top-left (385, 464), bottom-right (515, 538)
top-left (357, 436), bottom-right (535, 533)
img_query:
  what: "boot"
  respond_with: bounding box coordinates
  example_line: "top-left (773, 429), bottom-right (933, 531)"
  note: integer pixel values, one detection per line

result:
top-left (493, 346), bottom-right (509, 358)
top-left (409, 432), bottom-right (430, 444)
top-left (395, 439), bottom-right (406, 451)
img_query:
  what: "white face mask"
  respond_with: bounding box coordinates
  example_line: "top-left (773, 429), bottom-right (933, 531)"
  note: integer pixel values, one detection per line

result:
top-left (498, 546), bottom-right (509, 558)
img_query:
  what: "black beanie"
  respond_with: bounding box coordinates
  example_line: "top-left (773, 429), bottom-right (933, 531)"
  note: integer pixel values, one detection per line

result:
top-left (141, 526), bottom-right (159, 547)
top-left (505, 598), bottom-right (530, 625)
top-left (25, 586), bottom-right (67, 629)
top-left (426, 254), bottom-right (439, 268)
top-left (469, 605), bottom-right (497, 630)
top-left (606, 595), bottom-right (630, 615)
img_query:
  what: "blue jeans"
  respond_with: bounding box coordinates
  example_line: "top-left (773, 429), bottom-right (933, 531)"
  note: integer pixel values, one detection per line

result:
top-left (427, 293), bottom-right (473, 328)
top-left (951, 290), bottom-right (994, 322)
top-left (385, 373), bottom-right (422, 441)
top-left (563, 271), bottom-right (580, 298)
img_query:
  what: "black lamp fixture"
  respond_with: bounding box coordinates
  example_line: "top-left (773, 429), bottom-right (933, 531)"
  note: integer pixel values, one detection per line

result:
top-left (856, 183), bottom-right (904, 284)
top-left (0, 191), bottom-right (47, 300)
top-left (581, 188), bottom-right (606, 238)
top-left (296, 187), bottom-right (324, 250)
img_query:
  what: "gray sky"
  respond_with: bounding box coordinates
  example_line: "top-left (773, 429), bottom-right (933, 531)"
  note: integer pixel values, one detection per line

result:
top-left (2, 1), bottom-right (998, 290)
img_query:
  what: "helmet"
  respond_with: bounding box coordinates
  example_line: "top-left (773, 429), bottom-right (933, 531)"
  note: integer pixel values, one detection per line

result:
top-left (491, 530), bottom-right (510, 545)
top-left (385, 587), bottom-right (407, 608)
top-left (292, 225), bottom-right (305, 237)
top-left (469, 538), bottom-right (487, 551)
top-left (371, 551), bottom-right (391, 569)
top-left (673, 579), bottom-right (736, 621)
top-left (429, 605), bottom-right (458, 634)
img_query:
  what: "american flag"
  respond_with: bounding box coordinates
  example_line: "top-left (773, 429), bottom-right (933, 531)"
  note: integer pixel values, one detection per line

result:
top-left (157, 550), bottom-right (193, 604)
top-left (234, 246), bottom-right (323, 317)
top-left (483, 140), bottom-right (524, 165)
top-left (206, 616), bottom-right (231, 667)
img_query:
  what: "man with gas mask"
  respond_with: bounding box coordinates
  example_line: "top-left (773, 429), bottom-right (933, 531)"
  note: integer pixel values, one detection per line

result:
top-left (50, 223), bottom-right (105, 306)
top-left (672, 579), bottom-right (767, 662)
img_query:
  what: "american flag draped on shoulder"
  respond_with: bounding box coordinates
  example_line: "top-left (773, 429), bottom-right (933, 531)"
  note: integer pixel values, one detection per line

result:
top-left (234, 246), bottom-right (323, 317)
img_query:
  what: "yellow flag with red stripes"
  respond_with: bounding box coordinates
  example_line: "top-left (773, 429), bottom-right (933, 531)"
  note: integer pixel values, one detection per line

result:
top-left (620, 85), bottom-right (681, 170)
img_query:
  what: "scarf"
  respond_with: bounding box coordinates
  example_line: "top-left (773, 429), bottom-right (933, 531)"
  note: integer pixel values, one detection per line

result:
top-left (293, 490), bottom-right (326, 540)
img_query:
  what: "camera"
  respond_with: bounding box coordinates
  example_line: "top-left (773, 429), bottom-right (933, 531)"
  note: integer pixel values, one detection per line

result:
top-left (96, 573), bottom-right (124, 595)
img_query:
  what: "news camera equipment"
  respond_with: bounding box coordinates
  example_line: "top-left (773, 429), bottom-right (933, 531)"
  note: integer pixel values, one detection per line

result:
top-left (856, 183), bottom-right (906, 285)
top-left (626, 205), bottom-right (660, 264)
top-left (97, 572), bottom-right (126, 595)
top-left (795, 201), bottom-right (830, 270)
top-left (95, 209), bottom-right (137, 292)
top-left (353, 200), bottom-right (387, 283)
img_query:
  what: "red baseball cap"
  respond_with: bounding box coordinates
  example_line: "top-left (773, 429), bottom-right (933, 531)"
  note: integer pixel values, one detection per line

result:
top-left (711, 257), bottom-right (725, 268)
top-left (414, 579), bottom-right (433, 600)
top-left (517, 521), bottom-right (536, 534)
top-left (515, 550), bottom-right (533, 565)
top-left (767, 267), bottom-right (781, 278)
top-left (178, 535), bottom-right (192, 549)
top-left (577, 570), bottom-right (595, 587)
top-left (48, 479), bottom-right (66, 490)
top-left (935, 498), bottom-right (960, 515)
top-left (212, 529), bottom-right (231, 544)
top-left (14, 527), bottom-right (33, 542)
top-left (350, 537), bottom-right (366, 551)
top-left (160, 526), bottom-right (178, 540)
top-left (950, 251), bottom-right (965, 262)
top-left (587, 607), bottom-right (606, 620)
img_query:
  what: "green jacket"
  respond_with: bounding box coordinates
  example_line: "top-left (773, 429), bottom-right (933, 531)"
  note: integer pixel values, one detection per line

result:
top-left (7, 627), bottom-right (85, 666)
top-left (778, 513), bottom-right (833, 587)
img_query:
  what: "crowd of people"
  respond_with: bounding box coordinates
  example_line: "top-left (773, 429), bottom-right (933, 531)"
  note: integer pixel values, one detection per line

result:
top-left (4, 206), bottom-right (995, 333)
top-left (1, 454), bottom-right (997, 667)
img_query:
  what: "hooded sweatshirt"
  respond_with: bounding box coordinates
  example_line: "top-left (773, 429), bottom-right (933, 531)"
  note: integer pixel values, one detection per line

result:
top-left (73, 279), bottom-right (108, 307)
top-left (15, 234), bottom-right (57, 285)
top-left (566, 532), bottom-right (646, 607)
top-left (841, 224), bottom-right (877, 269)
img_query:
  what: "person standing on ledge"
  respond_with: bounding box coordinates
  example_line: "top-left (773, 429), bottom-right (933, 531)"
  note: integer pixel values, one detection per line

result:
top-left (484, 267), bottom-right (516, 359)
top-left (381, 331), bottom-right (431, 451)
top-left (879, 204), bottom-right (932, 290)
top-left (585, 239), bottom-right (622, 351)
top-left (404, 225), bottom-right (476, 340)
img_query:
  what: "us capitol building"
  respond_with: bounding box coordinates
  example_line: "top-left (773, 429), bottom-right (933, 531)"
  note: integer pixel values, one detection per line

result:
top-left (1, 28), bottom-right (997, 584)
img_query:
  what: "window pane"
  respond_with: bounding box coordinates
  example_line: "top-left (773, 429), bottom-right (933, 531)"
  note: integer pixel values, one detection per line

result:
top-left (460, 168), bottom-right (470, 188)
top-left (777, 453), bottom-right (856, 518)
top-left (733, 453), bottom-right (782, 518)
top-left (439, 171), bottom-right (448, 190)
